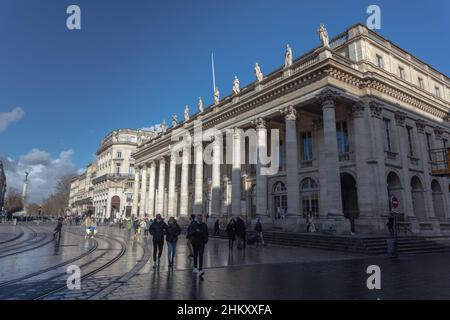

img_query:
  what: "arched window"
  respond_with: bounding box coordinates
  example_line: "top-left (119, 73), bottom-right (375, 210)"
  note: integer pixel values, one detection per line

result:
top-left (272, 182), bottom-right (287, 219)
top-left (300, 178), bottom-right (319, 218)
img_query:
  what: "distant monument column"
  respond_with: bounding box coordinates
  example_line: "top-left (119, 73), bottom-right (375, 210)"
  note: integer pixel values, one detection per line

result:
top-left (22, 172), bottom-right (29, 214)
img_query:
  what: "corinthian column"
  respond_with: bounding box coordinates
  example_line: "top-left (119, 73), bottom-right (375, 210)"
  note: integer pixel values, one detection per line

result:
top-left (281, 106), bottom-right (300, 217)
top-left (139, 165), bottom-right (148, 217)
top-left (156, 158), bottom-right (166, 215)
top-left (252, 118), bottom-right (268, 218)
top-left (132, 166), bottom-right (140, 217)
top-left (147, 161), bottom-right (156, 216)
top-left (167, 151), bottom-right (177, 217)
top-left (194, 141), bottom-right (204, 215)
top-left (211, 136), bottom-right (221, 217)
top-left (179, 144), bottom-right (190, 217)
top-left (317, 89), bottom-right (343, 217)
top-left (231, 128), bottom-right (242, 217)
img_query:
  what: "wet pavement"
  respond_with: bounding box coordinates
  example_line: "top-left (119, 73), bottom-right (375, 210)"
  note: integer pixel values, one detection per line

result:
top-left (0, 222), bottom-right (450, 299)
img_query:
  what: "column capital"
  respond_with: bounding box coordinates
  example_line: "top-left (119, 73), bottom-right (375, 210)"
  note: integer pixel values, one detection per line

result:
top-left (251, 117), bottom-right (267, 130)
top-left (394, 111), bottom-right (407, 127)
top-left (368, 100), bottom-right (383, 118)
top-left (434, 126), bottom-right (444, 139)
top-left (316, 88), bottom-right (340, 108)
top-left (416, 119), bottom-right (427, 134)
top-left (280, 105), bottom-right (297, 121)
top-left (351, 101), bottom-right (365, 118)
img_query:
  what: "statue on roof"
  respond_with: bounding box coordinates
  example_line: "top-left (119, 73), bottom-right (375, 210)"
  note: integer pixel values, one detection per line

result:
top-left (233, 76), bottom-right (240, 95)
top-left (214, 87), bottom-right (220, 105)
top-left (172, 113), bottom-right (178, 127)
top-left (284, 44), bottom-right (293, 68)
top-left (318, 23), bottom-right (330, 47)
top-left (255, 62), bottom-right (263, 82)
top-left (198, 97), bottom-right (204, 113)
top-left (184, 105), bottom-right (190, 121)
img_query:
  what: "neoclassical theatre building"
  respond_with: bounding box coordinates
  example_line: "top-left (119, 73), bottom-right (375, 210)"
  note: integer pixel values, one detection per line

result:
top-left (131, 23), bottom-right (449, 234)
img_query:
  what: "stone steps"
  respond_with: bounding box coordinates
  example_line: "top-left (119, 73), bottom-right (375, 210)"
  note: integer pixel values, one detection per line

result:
top-left (210, 231), bottom-right (450, 255)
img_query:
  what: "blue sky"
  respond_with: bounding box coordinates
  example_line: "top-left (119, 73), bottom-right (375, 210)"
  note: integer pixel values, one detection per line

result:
top-left (0, 0), bottom-right (449, 200)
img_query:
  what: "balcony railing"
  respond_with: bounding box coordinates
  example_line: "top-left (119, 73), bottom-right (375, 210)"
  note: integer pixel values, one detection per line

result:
top-left (385, 151), bottom-right (398, 161)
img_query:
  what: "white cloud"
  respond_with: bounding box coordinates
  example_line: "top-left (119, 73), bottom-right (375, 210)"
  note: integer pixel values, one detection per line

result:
top-left (0, 107), bottom-right (25, 133)
top-left (1, 149), bottom-right (78, 203)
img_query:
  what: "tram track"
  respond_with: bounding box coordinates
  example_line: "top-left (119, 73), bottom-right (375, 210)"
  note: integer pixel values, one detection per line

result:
top-left (0, 225), bottom-right (54, 259)
top-left (32, 231), bottom-right (127, 300)
top-left (0, 236), bottom-right (99, 289)
top-left (0, 225), bottom-right (25, 245)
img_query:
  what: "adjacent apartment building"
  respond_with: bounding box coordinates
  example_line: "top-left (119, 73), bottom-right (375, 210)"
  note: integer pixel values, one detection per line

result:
top-left (68, 129), bottom-right (156, 219)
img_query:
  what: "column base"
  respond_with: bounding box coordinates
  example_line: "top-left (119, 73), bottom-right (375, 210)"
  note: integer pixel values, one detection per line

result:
top-left (320, 215), bottom-right (351, 235)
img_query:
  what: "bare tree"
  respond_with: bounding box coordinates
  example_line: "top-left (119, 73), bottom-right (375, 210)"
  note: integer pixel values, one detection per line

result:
top-left (27, 203), bottom-right (41, 215)
top-left (4, 187), bottom-right (23, 214)
top-left (41, 174), bottom-right (75, 216)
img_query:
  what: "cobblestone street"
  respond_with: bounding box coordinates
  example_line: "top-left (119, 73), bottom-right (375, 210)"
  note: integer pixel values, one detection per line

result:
top-left (1, 223), bottom-right (450, 300)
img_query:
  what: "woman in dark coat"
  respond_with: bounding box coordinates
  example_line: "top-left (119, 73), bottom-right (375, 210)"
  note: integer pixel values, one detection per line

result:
top-left (166, 217), bottom-right (181, 267)
top-left (226, 219), bottom-right (236, 249)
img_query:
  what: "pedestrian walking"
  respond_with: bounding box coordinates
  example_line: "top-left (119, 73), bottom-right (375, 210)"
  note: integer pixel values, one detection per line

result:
top-left (186, 214), bottom-right (196, 259)
top-left (140, 218), bottom-right (147, 240)
top-left (149, 214), bottom-right (168, 269)
top-left (126, 218), bottom-right (133, 238)
top-left (387, 213), bottom-right (395, 236)
top-left (188, 214), bottom-right (209, 276)
top-left (226, 219), bottom-right (236, 249)
top-left (235, 217), bottom-right (246, 250)
top-left (214, 219), bottom-right (220, 236)
top-left (53, 217), bottom-right (63, 240)
top-left (165, 217), bottom-right (181, 268)
top-left (306, 212), bottom-right (316, 233)
top-left (254, 218), bottom-right (265, 247)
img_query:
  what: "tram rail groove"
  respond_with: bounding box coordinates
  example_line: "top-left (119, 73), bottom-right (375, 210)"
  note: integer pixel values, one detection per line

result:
top-left (0, 237), bottom-right (99, 289)
top-left (0, 225), bottom-right (24, 245)
top-left (0, 226), bottom-right (54, 259)
top-left (32, 232), bottom-right (127, 300)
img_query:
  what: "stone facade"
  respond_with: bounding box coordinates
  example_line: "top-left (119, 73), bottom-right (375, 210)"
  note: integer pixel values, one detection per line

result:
top-left (69, 129), bottom-right (155, 218)
top-left (131, 23), bottom-right (450, 234)
top-left (0, 160), bottom-right (6, 210)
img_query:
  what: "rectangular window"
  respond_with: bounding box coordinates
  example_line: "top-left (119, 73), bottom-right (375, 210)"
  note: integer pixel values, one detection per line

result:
top-left (117, 151), bottom-right (122, 159)
top-left (435, 86), bottom-right (441, 98)
top-left (376, 54), bottom-right (383, 68)
top-left (426, 133), bottom-right (432, 161)
top-left (418, 77), bottom-right (424, 89)
top-left (336, 122), bottom-right (349, 154)
top-left (384, 118), bottom-right (392, 152)
top-left (116, 163), bottom-right (121, 175)
top-left (301, 131), bottom-right (313, 161)
top-left (398, 66), bottom-right (405, 80)
top-left (406, 126), bottom-right (414, 157)
top-left (443, 139), bottom-right (448, 149)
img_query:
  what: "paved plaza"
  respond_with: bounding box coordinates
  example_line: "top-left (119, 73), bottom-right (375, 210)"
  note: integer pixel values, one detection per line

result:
top-left (1, 223), bottom-right (450, 300)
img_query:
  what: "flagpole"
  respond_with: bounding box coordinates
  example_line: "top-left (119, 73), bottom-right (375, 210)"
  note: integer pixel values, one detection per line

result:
top-left (211, 52), bottom-right (216, 91)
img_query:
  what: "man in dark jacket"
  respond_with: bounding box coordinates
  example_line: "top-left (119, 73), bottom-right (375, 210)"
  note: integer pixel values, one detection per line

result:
top-left (235, 217), bottom-right (246, 250)
top-left (149, 214), bottom-right (168, 269)
top-left (254, 218), bottom-right (265, 247)
top-left (53, 217), bottom-right (63, 241)
top-left (186, 214), bottom-right (196, 259)
top-left (188, 214), bottom-right (209, 276)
